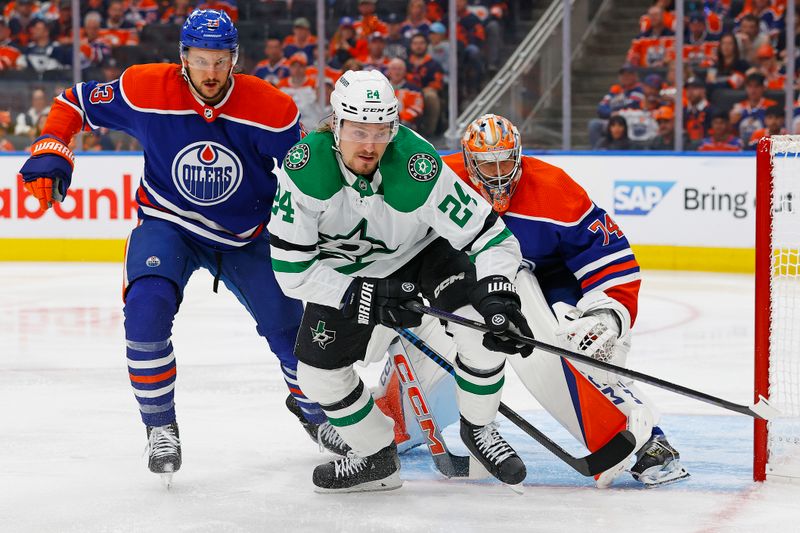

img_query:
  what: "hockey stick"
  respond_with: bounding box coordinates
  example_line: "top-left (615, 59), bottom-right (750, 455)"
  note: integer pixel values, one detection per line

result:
top-left (395, 327), bottom-right (637, 477)
top-left (387, 338), bottom-right (472, 478)
top-left (403, 302), bottom-right (780, 421)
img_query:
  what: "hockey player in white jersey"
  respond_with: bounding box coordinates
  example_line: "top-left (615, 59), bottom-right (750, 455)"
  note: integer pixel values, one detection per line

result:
top-left (268, 71), bottom-right (534, 492)
top-left (373, 114), bottom-right (690, 488)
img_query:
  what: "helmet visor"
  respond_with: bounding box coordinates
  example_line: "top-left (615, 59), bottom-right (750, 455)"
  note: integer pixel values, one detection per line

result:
top-left (338, 120), bottom-right (397, 144)
top-left (181, 49), bottom-right (237, 72)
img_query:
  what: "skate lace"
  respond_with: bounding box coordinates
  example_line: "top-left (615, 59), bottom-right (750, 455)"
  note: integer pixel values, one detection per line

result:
top-left (334, 451), bottom-right (367, 478)
top-left (317, 422), bottom-right (347, 453)
top-left (474, 422), bottom-right (515, 465)
top-left (146, 425), bottom-right (180, 459)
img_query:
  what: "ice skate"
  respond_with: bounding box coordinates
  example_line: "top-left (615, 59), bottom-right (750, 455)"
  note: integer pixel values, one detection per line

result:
top-left (285, 394), bottom-right (351, 456)
top-left (460, 416), bottom-right (526, 488)
top-left (312, 442), bottom-right (402, 493)
top-left (146, 421), bottom-right (181, 488)
top-left (630, 429), bottom-right (689, 488)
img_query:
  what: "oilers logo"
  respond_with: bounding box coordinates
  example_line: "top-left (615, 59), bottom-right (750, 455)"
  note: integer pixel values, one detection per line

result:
top-left (171, 142), bottom-right (243, 206)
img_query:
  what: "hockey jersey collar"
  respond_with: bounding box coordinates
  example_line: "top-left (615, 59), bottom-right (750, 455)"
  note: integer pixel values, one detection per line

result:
top-left (334, 149), bottom-right (383, 198)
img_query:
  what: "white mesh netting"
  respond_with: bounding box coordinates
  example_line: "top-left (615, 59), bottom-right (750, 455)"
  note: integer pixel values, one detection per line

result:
top-left (767, 135), bottom-right (800, 478)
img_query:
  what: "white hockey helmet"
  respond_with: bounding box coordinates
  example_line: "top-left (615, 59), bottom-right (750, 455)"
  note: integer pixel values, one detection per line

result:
top-left (330, 70), bottom-right (399, 145)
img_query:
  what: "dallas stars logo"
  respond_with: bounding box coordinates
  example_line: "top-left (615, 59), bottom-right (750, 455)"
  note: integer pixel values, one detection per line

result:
top-left (311, 320), bottom-right (336, 349)
top-left (408, 153), bottom-right (438, 182)
top-left (285, 144), bottom-right (310, 170)
top-left (318, 219), bottom-right (397, 263)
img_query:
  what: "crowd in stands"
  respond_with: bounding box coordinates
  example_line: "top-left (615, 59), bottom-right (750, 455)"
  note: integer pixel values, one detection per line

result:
top-left (0, 0), bottom-right (514, 151)
top-left (591, 0), bottom-right (797, 152)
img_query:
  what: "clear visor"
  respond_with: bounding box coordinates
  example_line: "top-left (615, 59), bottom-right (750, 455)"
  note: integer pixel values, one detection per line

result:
top-left (181, 50), bottom-right (237, 72)
top-left (338, 120), bottom-right (397, 144)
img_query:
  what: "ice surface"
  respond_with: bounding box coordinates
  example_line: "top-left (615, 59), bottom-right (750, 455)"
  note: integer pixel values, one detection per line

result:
top-left (1, 265), bottom-right (799, 532)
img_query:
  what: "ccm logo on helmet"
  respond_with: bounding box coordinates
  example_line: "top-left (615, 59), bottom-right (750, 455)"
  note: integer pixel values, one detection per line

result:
top-left (171, 141), bottom-right (242, 206)
top-left (362, 108), bottom-right (386, 113)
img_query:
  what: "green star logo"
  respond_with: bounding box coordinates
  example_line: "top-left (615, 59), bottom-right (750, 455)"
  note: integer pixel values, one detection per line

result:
top-left (317, 219), bottom-right (397, 264)
top-left (408, 153), bottom-right (438, 182)
top-left (311, 320), bottom-right (336, 349)
top-left (285, 144), bottom-right (310, 170)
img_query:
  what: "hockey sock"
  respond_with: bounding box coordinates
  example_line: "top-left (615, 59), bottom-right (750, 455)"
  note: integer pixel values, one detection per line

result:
top-left (454, 356), bottom-right (505, 426)
top-left (281, 362), bottom-right (326, 424)
top-left (124, 276), bottom-right (179, 427)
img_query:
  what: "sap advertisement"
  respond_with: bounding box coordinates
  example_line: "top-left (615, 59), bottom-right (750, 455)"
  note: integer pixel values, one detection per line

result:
top-left (535, 154), bottom-right (756, 248)
top-left (1, 152), bottom-right (756, 247)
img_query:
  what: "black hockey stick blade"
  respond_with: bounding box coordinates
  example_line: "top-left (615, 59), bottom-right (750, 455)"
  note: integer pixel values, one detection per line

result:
top-left (395, 327), bottom-right (636, 477)
top-left (403, 302), bottom-right (781, 421)
top-left (497, 403), bottom-right (636, 477)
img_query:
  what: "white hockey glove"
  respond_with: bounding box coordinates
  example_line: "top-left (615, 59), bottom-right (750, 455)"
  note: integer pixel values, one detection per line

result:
top-left (555, 292), bottom-right (632, 384)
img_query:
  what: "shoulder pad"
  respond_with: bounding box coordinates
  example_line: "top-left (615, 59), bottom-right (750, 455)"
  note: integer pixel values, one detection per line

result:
top-left (283, 130), bottom-right (342, 200)
top-left (379, 126), bottom-right (442, 212)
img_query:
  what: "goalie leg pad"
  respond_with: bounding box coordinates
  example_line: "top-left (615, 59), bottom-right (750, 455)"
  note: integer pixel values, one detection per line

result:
top-left (297, 362), bottom-right (394, 457)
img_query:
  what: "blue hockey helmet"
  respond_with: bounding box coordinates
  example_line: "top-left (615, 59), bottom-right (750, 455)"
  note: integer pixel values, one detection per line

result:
top-left (180, 9), bottom-right (238, 54)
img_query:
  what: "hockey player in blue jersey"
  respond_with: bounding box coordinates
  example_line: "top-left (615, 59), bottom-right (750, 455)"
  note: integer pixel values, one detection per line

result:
top-left (18, 9), bottom-right (346, 486)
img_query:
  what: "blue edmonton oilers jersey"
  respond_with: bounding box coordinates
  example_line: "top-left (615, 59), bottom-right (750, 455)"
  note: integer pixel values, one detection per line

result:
top-left (53, 63), bottom-right (301, 250)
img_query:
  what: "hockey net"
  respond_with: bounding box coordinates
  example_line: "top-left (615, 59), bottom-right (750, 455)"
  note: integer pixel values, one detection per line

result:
top-left (755, 135), bottom-right (800, 482)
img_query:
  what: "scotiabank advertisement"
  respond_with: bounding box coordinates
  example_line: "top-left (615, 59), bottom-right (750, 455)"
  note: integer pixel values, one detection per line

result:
top-left (0, 152), bottom-right (764, 262)
top-left (1, 154), bottom-right (142, 238)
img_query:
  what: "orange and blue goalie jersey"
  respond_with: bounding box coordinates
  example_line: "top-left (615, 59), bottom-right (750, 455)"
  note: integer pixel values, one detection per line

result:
top-left (45, 63), bottom-right (301, 250)
top-left (443, 153), bottom-right (641, 325)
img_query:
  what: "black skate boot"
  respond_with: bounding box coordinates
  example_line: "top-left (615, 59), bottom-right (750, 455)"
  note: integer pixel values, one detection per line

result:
top-left (146, 421), bottom-right (181, 488)
top-left (285, 394), bottom-right (351, 456)
top-left (312, 442), bottom-right (402, 493)
top-left (460, 416), bottom-right (526, 486)
top-left (630, 428), bottom-right (690, 487)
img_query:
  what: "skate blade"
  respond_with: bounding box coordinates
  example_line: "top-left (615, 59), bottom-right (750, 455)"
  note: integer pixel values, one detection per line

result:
top-left (505, 482), bottom-right (525, 495)
top-left (158, 464), bottom-right (175, 489)
top-left (632, 460), bottom-right (691, 488)
top-left (594, 459), bottom-right (630, 489)
top-left (314, 472), bottom-right (403, 494)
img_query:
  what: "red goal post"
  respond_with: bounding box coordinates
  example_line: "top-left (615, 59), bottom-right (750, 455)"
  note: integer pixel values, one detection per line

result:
top-left (755, 135), bottom-right (800, 482)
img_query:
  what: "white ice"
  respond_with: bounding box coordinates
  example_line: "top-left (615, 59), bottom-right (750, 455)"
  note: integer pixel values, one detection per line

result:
top-left (1, 264), bottom-right (799, 532)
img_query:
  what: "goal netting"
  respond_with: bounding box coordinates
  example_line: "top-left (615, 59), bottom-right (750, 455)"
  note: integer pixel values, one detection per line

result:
top-left (755, 135), bottom-right (800, 482)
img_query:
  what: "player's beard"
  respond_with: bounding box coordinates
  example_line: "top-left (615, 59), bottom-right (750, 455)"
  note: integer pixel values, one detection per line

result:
top-left (186, 68), bottom-right (231, 105)
top-left (347, 147), bottom-right (380, 175)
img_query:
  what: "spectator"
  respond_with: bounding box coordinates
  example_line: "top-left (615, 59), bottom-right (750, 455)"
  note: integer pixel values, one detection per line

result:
top-left (647, 106), bottom-right (679, 150)
top-left (627, 5), bottom-right (675, 67)
top-left (80, 11), bottom-right (112, 69)
top-left (685, 76), bottom-right (716, 144)
top-left (353, 0), bottom-right (388, 40)
top-left (483, 1), bottom-right (505, 73)
top-left (53, 0), bottom-right (75, 45)
top-left (17, 18), bottom-right (70, 73)
top-left (8, 0), bottom-right (38, 47)
top-left (734, 0), bottom-right (783, 40)
top-left (362, 32), bottom-right (390, 74)
top-left (0, 127), bottom-right (15, 151)
top-left (161, 0), bottom-right (194, 25)
top-left (735, 14), bottom-right (769, 64)
top-left (641, 73), bottom-right (667, 111)
top-left (253, 37), bottom-right (289, 86)
top-left (329, 17), bottom-right (367, 69)
top-left (697, 111), bottom-right (744, 151)
top-left (384, 14), bottom-right (409, 61)
top-left (589, 64), bottom-right (645, 147)
top-left (680, 12), bottom-right (718, 69)
top-left (706, 32), bottom-right (749, 90)
top-left (305, 47), bottom-right (341, 86)
top-left (0, 19), bottom-right (22, 70)
top-left (283, 17), bottom-right (316, 65)
top-left (277, 53), bottom-right (324, 129)
top-left (638, 0), bottom-right (675, 34)
top-left (755, 43), bottom-right (785, 90)
top-left (747, 105), bottom-right (787, 149)
top-left (197, 1), bottom-right (238, 22)
top-left (428, 21), bottom-right (450, 78)
top-left (594, 115), bottom-right (632, 150)
top-left (15, 87), bottom-right (51, 136)
top-left (407, 32), bottom-right (444, 136)
top-left (402, 0), bottom-right (432, 39)
top-left (386, 57), bottom-right (424, 128)
top-left (730, 72), bottom-right (778, 143)
top-left (102, 0), bottom-right (140, 46)
top-left (130, 0), bottom-right (161, 26)
top-left (453, 0), bottom-right (485, 96)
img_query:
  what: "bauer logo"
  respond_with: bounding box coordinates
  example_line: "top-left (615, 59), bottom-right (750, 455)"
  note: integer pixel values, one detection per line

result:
top-left (614, 181), bottom-right (675, 215)
top-left (172, 142), bottom-right (243, 206)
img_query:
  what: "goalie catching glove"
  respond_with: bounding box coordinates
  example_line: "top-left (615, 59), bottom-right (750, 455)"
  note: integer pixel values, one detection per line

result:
top-left (19, 135), bottom-right (75, 211)
top-left (470, 275), bottom-right (534, 356)
top-left (342, 277), bottom-right (423, 328)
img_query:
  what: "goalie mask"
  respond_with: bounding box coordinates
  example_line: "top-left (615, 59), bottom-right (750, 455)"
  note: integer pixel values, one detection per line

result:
top-left (462, 114), bottom-right (522, 215)
top-left (330, 70), bottom-right (399, 147)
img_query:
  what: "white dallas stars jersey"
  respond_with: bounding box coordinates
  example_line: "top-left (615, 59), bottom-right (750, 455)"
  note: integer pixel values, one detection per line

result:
top-left (267, 126), bottom-right (522, 307)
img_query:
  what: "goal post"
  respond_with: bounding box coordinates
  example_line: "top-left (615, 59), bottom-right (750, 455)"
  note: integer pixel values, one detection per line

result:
top-left (754, 135), bottom-right (800, 482)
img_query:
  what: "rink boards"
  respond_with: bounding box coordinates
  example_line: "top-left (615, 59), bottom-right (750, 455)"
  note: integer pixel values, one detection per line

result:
top-left (0, 151), bottom-right (761, 271)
